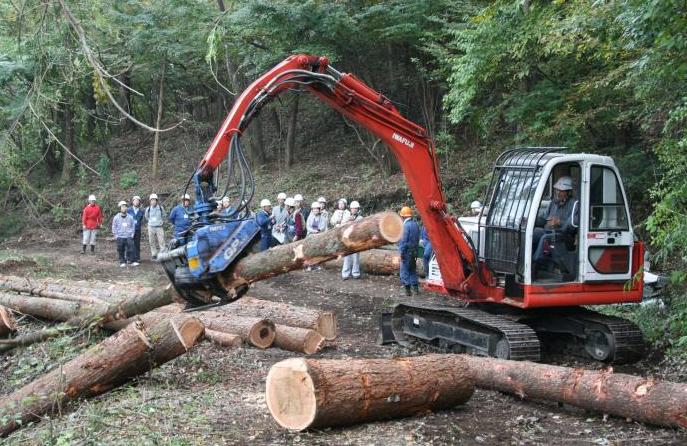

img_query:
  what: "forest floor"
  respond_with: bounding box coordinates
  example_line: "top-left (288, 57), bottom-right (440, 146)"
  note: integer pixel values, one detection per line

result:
top-left (1, 233), bottom-right (687, 446)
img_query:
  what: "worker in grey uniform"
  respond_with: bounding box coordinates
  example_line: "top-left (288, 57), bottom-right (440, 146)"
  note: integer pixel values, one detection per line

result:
top-left (341, 201), bottom-right (363, 279)
top-left (271, 192), bottom-right (288, 244)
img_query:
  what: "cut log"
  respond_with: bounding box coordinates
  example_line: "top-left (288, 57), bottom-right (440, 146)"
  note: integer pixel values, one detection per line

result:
top-left (0, 314), bottom-right (203, 437)
top-left (0, 306), bottom-right (17, 337)
top-left (0, 293), bottom-right (107, 322)
top-left (223, 296), bottom-right (336, 340)
top-left (461, 355), bottom-right (687, 429)
top-left (220, 212), bottom-right (402, 289)
top-left (265, 355), bottom-right (474, 431)
top-left (204, 329), bottom-right (242, 348)
top-left (199, 312), bottom-right (275, 349)
top-left (274, 325), bottom-right (325, 355)
top-left (324, 249), bottom-right (425, 277)
top-left (0, 275), bottom-right (148, 302)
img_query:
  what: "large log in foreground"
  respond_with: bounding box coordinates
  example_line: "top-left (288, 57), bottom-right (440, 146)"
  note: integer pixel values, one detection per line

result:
top-left (461, 355), bottom-right (687, 429)
top-left (0, 306), bottom-right (17, 337)
top-left (0, 314), bottom-right (204, 437)
top-left (265, 355), bottom-right (474, 431)
top-left (324, 249), bottom-right (425, 277)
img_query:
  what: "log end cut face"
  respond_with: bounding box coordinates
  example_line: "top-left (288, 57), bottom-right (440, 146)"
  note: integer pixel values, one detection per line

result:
top-left (378, 213), bottom-right (403, 243)
top-left (265, 358), bottom-right (317, 431)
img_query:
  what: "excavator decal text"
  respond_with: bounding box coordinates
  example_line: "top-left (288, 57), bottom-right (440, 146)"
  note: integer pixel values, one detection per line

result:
top-left (392, 132), bottom-right (415, 149)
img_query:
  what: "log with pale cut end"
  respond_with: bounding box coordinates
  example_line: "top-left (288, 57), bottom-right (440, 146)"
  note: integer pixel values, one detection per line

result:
top-left (460, 355), bottom-right (687, 429)
top-left (324, 249), bottom-right (425, 277)
top-left (265, 354), bottom-right (474, 431)
top-left (199, 312), bottom-right (275, 349)
top-left (223, 296), bottom-right (336, 340)
top-left (0, 275), bottom-right (147, 303)
top-left (274, 325), bottom-right (325, 355)
top-left (0, 306), bottom-right (17, 337)
top-left (219, 212), bottom-right (402, 289)
top-left (0, 314), bottom-right (204, 437)
top-left (204, 329), bottom-right (242, 348)
top-left (0, 292), bottom-right (104, 322)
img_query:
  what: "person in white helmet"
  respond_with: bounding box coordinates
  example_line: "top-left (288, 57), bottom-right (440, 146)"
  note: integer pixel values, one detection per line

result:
top-left (271, 192), bottom-right (288, 244)
top-left (284, 197), bottom-right (297, 243)
top-left (306, 202), bottom-right (326, 236)
top-left (219, 196), bottom-right (235, 217)
top-left (470, 200), bottom-right (483, 216)
top-left (112, 201), bottom-right (136, 267)
top-left (256, 199), bottom-right (275, 251)
top-left (317, 197), bottom-right (329, 230)
top-left (291, 196), bottom-right (307, 241)
top-left (330, 198), bottom-right (350, 228)
top-left (342, 201), bottom-right (363, 280)
top-left (81, 194), bottom-right (103, 255)
top-left (127, 195), bottom-right (144, 264)
top-left (294, 193), bottom-right (310, 222)
top-left (169, 194), bottom-right (193, 242)
top-left (533, 175), bottom-right (579, 279)
top-left (144, 193), bottom-right (166, 260)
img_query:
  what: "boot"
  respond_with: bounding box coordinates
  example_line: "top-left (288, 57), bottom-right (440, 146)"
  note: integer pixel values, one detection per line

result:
top-left (412, 285), bottom-right (419, 295)
top-left (81, 245), bottom-right (86, 254)
top-left (90, 245), bottom-right (95, 254)
top-left (404, 285), bottom-right (412, 297)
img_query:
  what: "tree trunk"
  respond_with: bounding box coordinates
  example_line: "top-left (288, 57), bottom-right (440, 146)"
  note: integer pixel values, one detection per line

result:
top-left (222, 296), bottom-right (336, 340)
top-left (461, 355), bottom-right (687, 429)
top-left (0, 274), bottom-right (151, 302)
top-left (0, 293), bottom-right (102, 322)
top-left (323, 249), bottom-right (425, 277)
top-left (274, 325), bottom-right (324, 354)
top-left (285, 94), bottom-right (299, 167)
top-left (0, 315), bottom-right (204, 437)
top-left (0, 306), bottom-right (17, 337)
top-left (221, 212), bottom-right (402, 290)
top-left (152, 60), bottom-right (166, 180)
top-left (266, 355), bottom-right (474, 431)
top-left (61, 105), bottom-right (75, 182)
top-left (248, 115), bottom-right (266, 164)
top-left (204, 329), bottom-right (242, 348)
top-left (198, 313), bottom-right (275, 349)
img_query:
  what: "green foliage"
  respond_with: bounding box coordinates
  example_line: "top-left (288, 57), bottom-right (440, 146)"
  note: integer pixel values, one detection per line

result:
top-left (0, 212), bottom-right (24, 239)
top-left (119, 170), bottom-right (139, 189)
top-left (96, 153), bottom-right (111, 183)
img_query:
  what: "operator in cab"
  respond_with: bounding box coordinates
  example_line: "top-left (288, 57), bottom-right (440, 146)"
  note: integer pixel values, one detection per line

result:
top-left (532, 176), bottom-right (579, 280)
top-left (169, 194), bottom-right (193, 243)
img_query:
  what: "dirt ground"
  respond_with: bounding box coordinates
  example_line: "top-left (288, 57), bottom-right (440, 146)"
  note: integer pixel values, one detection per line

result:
top-left (1, 233), bottom-right (687, 445)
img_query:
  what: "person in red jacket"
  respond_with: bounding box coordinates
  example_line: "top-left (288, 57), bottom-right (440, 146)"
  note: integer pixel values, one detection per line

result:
top-left (81, 194), bottom-right (104, 254)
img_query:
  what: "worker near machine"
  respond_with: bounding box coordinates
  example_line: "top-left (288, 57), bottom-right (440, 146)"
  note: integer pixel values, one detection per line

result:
top-left (256, 199), bottom-right (275, 251)
top-left (127, 195), bottom-right (144, 264)
top-left (284, 197), bottom-right (296, 242)
top-left (341, 201), bottom-right (363, 280)
top-left (292, 198), bottom-right (307, 242)
top-left (317, 197), bottom-right (329, 230)
top-left (144, 193), bottom-right (166, 261)
top-left (533, 176), bottom-right (579, 277)
top-left (169, 194), bottom-right (193, 243)
top-left (420, 226), bottom-right (433, 277)
top-left (271, 192), bottom-right (288, 244)
top-left (470, 200), bottom-right (483, 216)
top-left (330, 198), bottom-right (350, 228)
top-left (306, 202), bottom-right (326, 235)
top-left (294, 193), bottom-right (310, 222)
top-left (112, 201), bottom-right (137, 267)
top-left (219, 196), bottom-right (235, 217)
top-left (399, 206), bottom-right (420, 295)
top-left (81, 194), bottom-right (103, 255)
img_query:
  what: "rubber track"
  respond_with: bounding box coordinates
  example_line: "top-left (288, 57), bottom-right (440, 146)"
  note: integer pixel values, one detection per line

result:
top-left (574, 309), bottom-right (645, 363)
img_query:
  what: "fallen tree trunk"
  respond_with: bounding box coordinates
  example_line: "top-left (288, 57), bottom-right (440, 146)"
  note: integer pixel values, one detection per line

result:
top-left (0, 275), bottom-right (148, 302)
top-left (199, 313), bottom-right (275, 349)
top-left (461, 355), bottom-right (687, 429)
top-left (0, 293), bottom-right (107, 322)
top-left (274, 325), bottom-right (325, 355)
top-left (266, 355), bottom-right (474, 431)
top-left (0, 314), bottom-right (203, 437)
top-left (204, 329), bottom-right (242, 348)
top-left (324, 249), bottom-right (425, 277)
top-left (222, 297), bottom-right (336, 340)
top-left (0, 306), bottom-right (17, 337)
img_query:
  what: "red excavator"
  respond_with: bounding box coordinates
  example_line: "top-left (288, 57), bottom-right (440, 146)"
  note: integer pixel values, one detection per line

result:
top-left (160, 54), bottom-right (645, 363)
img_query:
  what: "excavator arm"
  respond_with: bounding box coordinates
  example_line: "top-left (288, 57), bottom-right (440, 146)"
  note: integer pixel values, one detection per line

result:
top-left (166, 54), bottom-right (496, 306)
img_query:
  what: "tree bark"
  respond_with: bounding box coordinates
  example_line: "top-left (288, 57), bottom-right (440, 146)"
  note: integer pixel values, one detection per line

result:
top-left (204, 329), bottom-right (242, 348)
top-left (0, 275), bottom-right (150, 302)
top-left (0, 306), bottom-right (17, 337)
top-left (285, 94), bottom-right (299, 167)
top-left (222, 296), bottom-right (336, 340)
top-left (198, 313), bottom-right (275, 349)
top-left (274, 325), bottom-right (324, 355)
top-left (461, 355), bottom-right (687, 429)
top-left (266, 355), bottom-right (474, 431)
top-left (324, 249), bottom-right (425, 277)
top-left (0, 315), bottom-right (204, 437)
top-left (60, 104), bottom-right (75, 182)
top-left (152, 59), bottom-right (166, 180)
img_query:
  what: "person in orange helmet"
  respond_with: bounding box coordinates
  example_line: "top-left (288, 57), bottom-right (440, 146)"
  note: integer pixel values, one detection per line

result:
top-left (398, 206), bottom-right (420, 296)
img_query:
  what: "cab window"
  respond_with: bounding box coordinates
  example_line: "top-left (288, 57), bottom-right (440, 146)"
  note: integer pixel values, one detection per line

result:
top-left (589, 166), bottom-right (629, 231)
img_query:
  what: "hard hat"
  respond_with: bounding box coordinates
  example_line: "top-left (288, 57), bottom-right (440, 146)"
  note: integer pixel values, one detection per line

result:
top-left (182, 194), bottom-right (191, 201)
top-left (311, 201), bottom-right (321, 209)
top-left (118, 200), bottom-right (127, 207)
top-left (338, 198), bottom-right (347, 205)
top-left (132, 195), bottom-right (141, 201)
top-left (317, 196), bottom-right (327, 203)
top-left (399, 206), bottom-right (413, 217)
top-left (294, 194), bottom-right (304, 202)
top-left (470, 200), bottom-right (482, 210)
top-left (149, 193), bottom-right (158, 200)
top-left (277, 192), bottom-right (287, 200)
top-left (284, 197), bottom-right (295, 207)
top-left (553, 176), bottom-right (574, 191)
top-left (88, 194), bottom-right (96, 201)
top-left (222, 196), bottom-right (231, 204)
top-left (350, 201), bottom-right (360, 209)
top-left (260, 199), bottom-right (272, 207)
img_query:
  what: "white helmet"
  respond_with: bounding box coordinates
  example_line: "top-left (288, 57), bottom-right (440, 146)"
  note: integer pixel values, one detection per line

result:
top-left (350, 201), bottom-right (360, 209)
top-left (311, 201), bottom-right (321, 209)
top-left (260, 199), bottom-right (271, 207)
top-left (118, 200), bottom-right (127, 207)
top-left (554, 176), bottom-right (574, 191)
top-left (132, 195), bottom-right (141, 201)
top-left (277, 192), bottom-right (287, 200)
top-left (470, 200), bottom-right (482, 210)
top-left (182, 194), bottom-right (191, 201)
top-left (149, 193), bottom-right (158, 200)
top-left (294, 194), bottom-right (304, 202)
top-left (284, 197), bottom-right (295, 207)
top-left (317, 196), bottom-right (327, 204)
top-left (88, 194), bottom-right (96, 202)
top-left (338, 198), bottom-right (347, 205)
top-left (222, 196), bottom-right (231, 205)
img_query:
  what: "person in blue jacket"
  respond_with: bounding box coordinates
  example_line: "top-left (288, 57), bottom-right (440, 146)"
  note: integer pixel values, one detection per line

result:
top-left (398, 206), bottom-right (420, 296)
top-left (256, 199), bottom-right (275, 251)
top-left (420, 226), bottom-right (433, 278)
top-left (169, 194), bottom-right (193, 243)
top-left (127, 195), bottom-right (145, 263)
